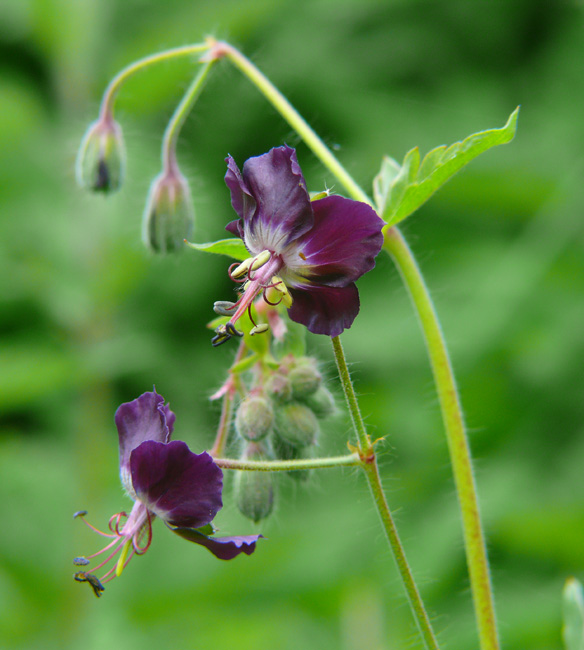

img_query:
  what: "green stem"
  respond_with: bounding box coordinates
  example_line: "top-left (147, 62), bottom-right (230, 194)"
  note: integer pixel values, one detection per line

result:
top-left (331, 334), bottom-right (440, 650)
top-left (383, 226), bottom-right (499, 650)
top-left (99, 43), bottom-right (208, 119)
top-left (161, 59), bottom-right (215, 172)
top-left (214, 453), bottom-right (360, 471)
top-left (331, 336), bottom-right (370, 451)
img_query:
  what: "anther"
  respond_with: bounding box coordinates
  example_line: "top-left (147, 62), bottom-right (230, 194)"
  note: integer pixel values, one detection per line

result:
top-left (271, 276), bottom-right (293, 308)
top-left (73, 557), bottom-right (90, 566)
top-left (231, 258), bottom-right (253, 279)
top-left (250, 324), bottom-right (269, 336)
top-left (74, 572), bottom-right (105, 598)
top-left (250, 250), bottom-right (271, 271)
top-left (213, 301), bottom-right (237, 316)
top-left (225, 322), bottom-right (244, 337)
top-left (73, 510), bottom-right (88, 519)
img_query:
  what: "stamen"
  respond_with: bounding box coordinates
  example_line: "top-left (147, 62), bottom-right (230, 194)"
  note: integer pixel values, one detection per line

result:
top-left (73, 510), bottom-right (88, 519)
top-left (268, 276), bottom-right (293, 308)
top-left (74, 572), bottom-right (105, 598)
top-left (73, 557), bottom-right (90, 566)
top-left (75, 511), bottom-right (116, 539)
top-left (250, 250), bottom-right (271, 271)
top-left (230, 257), bottom-right (253, 279)
top-left (115, 539), bottom-right (133, 577)
top-left (250, 324), bottom-right (269, 335)
top-left (213, 300), bottom-right (237, 316)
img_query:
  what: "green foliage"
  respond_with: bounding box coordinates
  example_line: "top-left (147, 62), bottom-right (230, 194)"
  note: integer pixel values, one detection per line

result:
top-left (374, 107), bottom-right (519, 226)
top-left (185, 237), bottom-right (249, 261)
top-left (563, 578), bottom-right (584, 650)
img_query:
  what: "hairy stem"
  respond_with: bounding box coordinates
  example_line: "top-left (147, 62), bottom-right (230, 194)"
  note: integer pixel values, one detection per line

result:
top-left (161, 59), bottom-right (215, 172)
top-left (99, 44), bottom-right (208, 119)
top-left (383, 226), bottom-right (499, 650)
top-left (214, 453), bottom-right (360, 471)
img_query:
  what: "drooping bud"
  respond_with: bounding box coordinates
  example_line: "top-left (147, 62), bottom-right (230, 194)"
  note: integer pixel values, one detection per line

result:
top-left (303, 386), bottom-right (336, 419)
top-left (234, 442), bottom-right (274, 523)
top-left (142, 166), bottom-right (194, 253)
top-left (265, 372), bottom-right (293, 403)
top-left (274, 401), bottom-right (319, 448)
top-left (288, 361), bottom-right (322, 400)
top-left (76, 115), bottom-right (126, 193)
top-left (235, 396), bottom-right (274, 442)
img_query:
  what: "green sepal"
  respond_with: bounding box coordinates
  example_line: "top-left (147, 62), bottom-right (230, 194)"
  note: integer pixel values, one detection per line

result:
top-left (169, 527), bottom-right (212, 544)
top-left (185, 238), bottom-right (249, 261)
top-left (563, 577), bottom-right (584, 650)
top-left (375, 107), bottom-right (519, 226)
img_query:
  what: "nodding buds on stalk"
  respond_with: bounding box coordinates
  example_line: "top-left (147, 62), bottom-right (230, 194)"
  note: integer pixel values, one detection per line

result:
top-left (234, 442), bottom-right (274, 523)
top-left (76, 114), bottom-right (126, 193)
top-left (142, 166), bottom-right (194, 253)
top-left (274, 402), bottom-right (320, 449)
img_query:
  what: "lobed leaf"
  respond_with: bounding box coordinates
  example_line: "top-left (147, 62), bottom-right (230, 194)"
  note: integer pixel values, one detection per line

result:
top-left (374, 107), bottom-right (519, 226)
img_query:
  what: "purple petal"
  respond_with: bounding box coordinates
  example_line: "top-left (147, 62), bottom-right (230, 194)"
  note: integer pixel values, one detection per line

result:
top-left (224, 154), bottom-right (255, 235)
top-left (225, 218), bottom-right (243, 238)
top-left (287, 283), bottom-right (360, 337)
top-left (282, 195), bottom-right (384, 287)
top-left (130, 441), bottom-right (223, 529)
top-left (234, 146), bottom-right (314, 254)
top-left (170, 526), bottom-right (263, 560)
top-left (116, 391), bottom-right (175, 475)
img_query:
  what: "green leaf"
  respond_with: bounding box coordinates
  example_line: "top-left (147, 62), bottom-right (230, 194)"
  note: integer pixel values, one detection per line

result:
top-left (563, 577), bottom-right (584, 650)
top-left (230, 353), bottom-right (259, 374)
top-left (185, 238), bottom-right (249, 261)
top-left (375, 107), bottom-right (519, 226)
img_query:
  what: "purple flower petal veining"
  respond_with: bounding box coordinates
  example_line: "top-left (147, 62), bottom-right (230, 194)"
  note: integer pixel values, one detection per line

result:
top-left (116, 390), bottom-right (175, 474)
top-left (130, 441), bottom-right (223, 529)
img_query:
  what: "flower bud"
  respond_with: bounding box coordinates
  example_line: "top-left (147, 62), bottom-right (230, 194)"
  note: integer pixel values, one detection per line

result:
top-left (265, 372), bottom-right (292, 403)
top-left (303, 386), bottom-right (336, 419)
top-left (235, 396), bottom-right (274, 442)
top-left (288, 363), bottom-right (322, 400)
top-left (274, 401), bottom-right (319, 448)
top-left (76, 115), bottom-right (126, 193)
top-left (142, 167), bottom-right (194, 253)
top-left (234, 443), bottom-right (274, 523)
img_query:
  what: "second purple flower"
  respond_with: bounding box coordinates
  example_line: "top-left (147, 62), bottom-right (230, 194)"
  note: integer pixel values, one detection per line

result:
top-left (212, 145), bottom-right (384, 345)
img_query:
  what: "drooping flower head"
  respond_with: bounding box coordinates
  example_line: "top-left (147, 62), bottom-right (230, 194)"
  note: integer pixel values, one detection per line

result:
top-left (212, 145), bottom-right (384, 345)
top-left (73, 391), bottom-right (261, 596)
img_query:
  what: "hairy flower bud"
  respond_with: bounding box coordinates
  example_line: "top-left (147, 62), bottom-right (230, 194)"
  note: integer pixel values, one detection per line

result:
top-left (288, 362), bottom-right (322, 400)
top-left (234, 443), bottom-right (274, 523)
top-left (274, 402), bottom-right (319, 448)
top-left (303, 386), bottom-right (336, 419)
top-left (235, 396), bottom-right (274, 442)
top-left (265, 372), bottom-right (293, 403)
top-left (76, 115), bottom-right (126, 193)
top-left (142, 166), bottom-right (194, 253)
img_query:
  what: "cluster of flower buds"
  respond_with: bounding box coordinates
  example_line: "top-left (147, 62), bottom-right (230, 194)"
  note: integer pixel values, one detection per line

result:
top-left (232, 355), bottom-right (336, 522)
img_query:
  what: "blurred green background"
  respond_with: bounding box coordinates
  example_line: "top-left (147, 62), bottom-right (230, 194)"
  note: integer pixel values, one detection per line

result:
top-left (1, 0), bottom-right (583, 648)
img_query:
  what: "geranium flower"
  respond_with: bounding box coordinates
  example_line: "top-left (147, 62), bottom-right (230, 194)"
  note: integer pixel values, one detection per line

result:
top-left (73, 391), bottom-right (261, 596)
top-left (212, 145), bottom-right (384, 345)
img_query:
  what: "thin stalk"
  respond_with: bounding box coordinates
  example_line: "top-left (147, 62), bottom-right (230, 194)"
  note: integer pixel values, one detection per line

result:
top-left (214, 453), bottom-right (360, 472)
top-left (99, 43), bottom-right (209, 119)
top-left (331, 333), bottom-right (441, 650)
top-left (331, 335), bottom-right (370, 452)
top-left (383, 226), bottom-right (499, 650)
top-left (161, 59), bottom-right (215, 171)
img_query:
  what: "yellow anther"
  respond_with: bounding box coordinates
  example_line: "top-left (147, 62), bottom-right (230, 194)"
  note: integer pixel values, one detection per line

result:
top-left (231, 257), bottom-right (253, 279)
top-left (250, 249), bottom-right (271, 271)
top-left (250, 323), bottom-right (269, 336)
top-left (271, 276), bottom-right (293, 308)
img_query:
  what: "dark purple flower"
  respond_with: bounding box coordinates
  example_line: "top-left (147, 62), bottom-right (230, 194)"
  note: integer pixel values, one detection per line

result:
top-left (73, 391), bottom-right (261, 596)
top-left (212, 145), bottom-right (384, 345)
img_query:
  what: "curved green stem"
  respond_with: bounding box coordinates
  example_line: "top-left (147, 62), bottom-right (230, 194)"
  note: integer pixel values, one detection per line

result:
top-left (161, 59), bottom-right (215, 171)
top-left (99, 43), bottom-right (208, 119)
top-left (214, 453), bottom-right (360, 471)
top-left (383, 226), bottom-right (499, 650)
